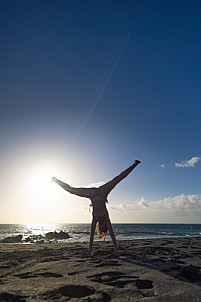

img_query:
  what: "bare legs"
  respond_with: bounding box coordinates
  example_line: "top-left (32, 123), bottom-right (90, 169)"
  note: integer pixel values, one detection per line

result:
top-left (51, 177), bottom-right (93, 198)
top-left (52, 160), bottom-right (140, 199)
top-left (90, 160), bottom-right (140, 253)
top-left (100, 160), bottom-right (141, 196)
top-left (52, 160), bottom-right (141, 254)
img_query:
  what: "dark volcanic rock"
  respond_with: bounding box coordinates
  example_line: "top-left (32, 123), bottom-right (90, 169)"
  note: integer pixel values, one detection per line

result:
top-left (24, 235), bottom-right (46, 243)
top-left (1, 234), bottom-right (23, 243)
top-left (45, 231), bottom-right (70, 240)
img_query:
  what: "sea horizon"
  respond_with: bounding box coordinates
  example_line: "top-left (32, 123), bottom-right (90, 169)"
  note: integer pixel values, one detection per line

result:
top-left (0, 223), bottom-right (201, 244)
top-left (1, 222), bottom-right (201, 225)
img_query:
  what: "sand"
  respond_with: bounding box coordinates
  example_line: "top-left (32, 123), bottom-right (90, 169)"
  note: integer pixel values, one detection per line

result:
top-left (0, 237), bottom-right (201, 301)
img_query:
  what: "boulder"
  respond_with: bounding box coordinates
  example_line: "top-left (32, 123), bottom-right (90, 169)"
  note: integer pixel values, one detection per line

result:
top-left (24, 234), bottom-right (46, 243)
top-left (36, 240), bottom-right (45, 244)
top-left (1, 234), bottom-right (23, 243)
top-left (46, 231), bottom-right (70, 240)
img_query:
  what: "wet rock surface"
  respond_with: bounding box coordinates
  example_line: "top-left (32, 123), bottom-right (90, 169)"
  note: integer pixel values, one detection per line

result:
top-left (0, 231), bottom-right (71, 244)
top-left (45, 231), bottom-right (71, 240)
top-left (1, 235), bottom-right (23, 243)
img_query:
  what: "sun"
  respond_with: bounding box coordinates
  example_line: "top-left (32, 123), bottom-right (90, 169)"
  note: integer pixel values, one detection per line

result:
top-left (23, 165), bottom-right (60, 206)
top-left (9, 153), bottom-right (84, 223)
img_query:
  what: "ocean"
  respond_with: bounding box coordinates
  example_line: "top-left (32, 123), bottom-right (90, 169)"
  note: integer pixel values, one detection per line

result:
top-left (0, 224), bottom-right (201, 243)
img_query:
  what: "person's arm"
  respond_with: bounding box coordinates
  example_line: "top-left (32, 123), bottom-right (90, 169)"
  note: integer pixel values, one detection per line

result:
top-left (100, 160), bottom-right (141, 196)
top-left (89, 216), bottom-right (97, 253)
top-left (51, 177), bottom-right (93, 198)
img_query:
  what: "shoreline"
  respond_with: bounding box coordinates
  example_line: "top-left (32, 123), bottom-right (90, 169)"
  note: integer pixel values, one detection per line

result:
top-left (0, 237), bottom-right (201, 301)
top-left (0, 223), bottom-right (200, 245)
top-left (0, 234), bottom-right (201, 246)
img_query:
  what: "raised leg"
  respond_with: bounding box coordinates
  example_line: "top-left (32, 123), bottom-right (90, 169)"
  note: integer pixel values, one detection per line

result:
top-left (100, 160), bottom-right (140, 196)
top-left (52, 177), bottom-right (93, 198)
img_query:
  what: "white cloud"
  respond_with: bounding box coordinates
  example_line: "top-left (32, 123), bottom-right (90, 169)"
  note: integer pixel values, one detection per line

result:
top-left (137, 197), bottom-right (149, 208)
top-left (175, 156), bottom-right (201, 168)
top-left (108, 194), bottom-right (201, 216)
top-left (150, 194), bottom-right (201, 216)
top-left (86, 181), bottom-right (105, 188)
top-left (160, 164), bottom-right (166, 168)
top-left (109, 197), bottom-right (149, 211)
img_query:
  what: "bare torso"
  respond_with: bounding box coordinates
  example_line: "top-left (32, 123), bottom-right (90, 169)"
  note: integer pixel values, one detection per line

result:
top-left (90, 188), bottom-right (108, 217)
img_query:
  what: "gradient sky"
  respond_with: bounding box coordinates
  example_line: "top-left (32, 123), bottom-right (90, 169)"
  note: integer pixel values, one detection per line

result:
top-left (1, 0), bottom-right (201, 224)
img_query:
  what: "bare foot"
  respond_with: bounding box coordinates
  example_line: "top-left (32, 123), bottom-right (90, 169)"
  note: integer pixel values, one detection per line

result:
top-left (134, 160), bottom-right (141, 167)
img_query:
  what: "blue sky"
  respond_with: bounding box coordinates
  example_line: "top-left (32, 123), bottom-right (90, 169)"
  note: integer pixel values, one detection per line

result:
top-left (0, 0), bottom-right (201, 223)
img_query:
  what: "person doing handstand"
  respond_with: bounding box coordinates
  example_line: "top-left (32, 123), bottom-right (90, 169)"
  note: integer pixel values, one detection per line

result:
top-left (51, 160), bottom-right (140, 253)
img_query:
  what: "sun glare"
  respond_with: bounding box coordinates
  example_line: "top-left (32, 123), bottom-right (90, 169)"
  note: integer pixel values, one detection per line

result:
top-left (17, 161), bottom-right (84, 223)
top-left (23, 166), bottom-right (59, 205)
